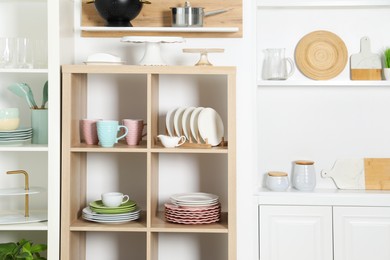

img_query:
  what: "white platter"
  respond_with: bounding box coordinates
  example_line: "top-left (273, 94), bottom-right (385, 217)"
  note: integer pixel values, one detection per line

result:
top-left (0, 187), bottom-right (44, 196)
top-left (181, 107), bottom-right (196, 140)
top-left (165, 108), bottom-right (178, 137)
top-left (198, 108), bottom-right (224, 146)
top-left (173, 107), bottom-right (186, 137)
top-left (189, 107), bottom-right (204, 143)
top-left (0, 212), bottom-right (47, 225)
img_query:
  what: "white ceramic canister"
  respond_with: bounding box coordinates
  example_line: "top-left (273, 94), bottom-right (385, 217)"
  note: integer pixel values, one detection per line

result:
top-left (292, 160), bottom-right (316, 191)
top-left (266, 171), bottom-right (289, 191)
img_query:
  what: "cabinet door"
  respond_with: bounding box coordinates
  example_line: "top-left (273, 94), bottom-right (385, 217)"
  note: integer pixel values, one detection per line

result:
top-left (259, 205), bottom-right (333, 260)
top-left (334, 207), bottom-right (390, 260)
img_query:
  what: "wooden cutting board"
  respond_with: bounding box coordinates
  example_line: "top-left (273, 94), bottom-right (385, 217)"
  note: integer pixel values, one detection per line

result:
top-left (321, 158), bottom-right (390, 190)
top-left (350, 37), bottom-right (382, 80)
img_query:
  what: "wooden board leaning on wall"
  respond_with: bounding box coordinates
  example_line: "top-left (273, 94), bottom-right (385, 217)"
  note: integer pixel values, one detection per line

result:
top-left (81, 0), bottom-right (242, 38)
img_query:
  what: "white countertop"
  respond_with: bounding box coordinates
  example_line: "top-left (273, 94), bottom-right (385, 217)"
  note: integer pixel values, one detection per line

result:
top-left (255, 188), bottom-right (390, 207)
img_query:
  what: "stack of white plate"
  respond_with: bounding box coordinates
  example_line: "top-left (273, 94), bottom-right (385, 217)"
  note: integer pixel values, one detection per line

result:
top-left (0, 127), bottom-right (32, 145)
top-left (82, 199), bottom-right (141, 224)
top-left (165, 192), bottom-right (221, 224)
top-left (165, 107), bottom-right (224, 146)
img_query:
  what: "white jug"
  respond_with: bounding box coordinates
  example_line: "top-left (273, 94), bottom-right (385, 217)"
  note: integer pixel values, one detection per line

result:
top-left (262, 48), bottom-right (295, 80)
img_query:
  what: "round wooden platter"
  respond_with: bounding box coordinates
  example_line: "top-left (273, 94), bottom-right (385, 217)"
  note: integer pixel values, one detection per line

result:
top-left (295, 30), bottom-right (348, 80)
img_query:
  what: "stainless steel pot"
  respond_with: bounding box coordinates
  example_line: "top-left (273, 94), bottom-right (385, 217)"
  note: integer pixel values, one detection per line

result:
top-left (171, 1), bottom-right (229, 27)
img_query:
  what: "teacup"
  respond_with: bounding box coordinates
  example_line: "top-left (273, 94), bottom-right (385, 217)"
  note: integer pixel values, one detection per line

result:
top-left (158, 134), bottom-right (186, 148)
top-left (101, 192), bottom-right (130, 207)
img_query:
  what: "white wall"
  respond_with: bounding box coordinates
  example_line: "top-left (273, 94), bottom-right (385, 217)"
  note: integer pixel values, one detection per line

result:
top-left (256, 6), bottom-right (390, 189)
top-left (72, 1), bottom-right (257, 259)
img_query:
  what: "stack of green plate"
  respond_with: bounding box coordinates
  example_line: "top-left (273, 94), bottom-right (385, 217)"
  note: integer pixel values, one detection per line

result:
top-left (89, 200), bottom-right (137, 214)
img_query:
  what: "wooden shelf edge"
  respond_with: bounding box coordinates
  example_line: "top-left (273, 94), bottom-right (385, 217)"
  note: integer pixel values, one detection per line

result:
top-left (80, 26), bottom-right (239, 33)
top-left (69, 214), bottom-right (148, 232)
top-left (61, 64), bottom-right (236, 74)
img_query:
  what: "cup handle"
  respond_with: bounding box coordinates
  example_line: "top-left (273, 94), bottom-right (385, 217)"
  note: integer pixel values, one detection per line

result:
top-left (142, 123), bottom-right (147, 138)
top-left (286, 57), bottom-right (295, 78)
top-left (176, 136), bottom-right (187, 147)
top-left (122, 195), bottom-right (129, 204)
top-left (116, 125), bottom-right (128, 142)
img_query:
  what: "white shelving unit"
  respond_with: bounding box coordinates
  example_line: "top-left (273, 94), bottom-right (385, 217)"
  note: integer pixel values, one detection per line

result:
top-left (0, 0), bottom-right (62, 259)
top-left (256, 1), bottom-right (390, 86)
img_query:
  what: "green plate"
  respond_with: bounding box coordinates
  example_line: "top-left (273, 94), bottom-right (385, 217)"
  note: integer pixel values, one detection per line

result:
top-left (89, 200), bottom-right (136, 209)
top-left (90, 206), bottom-right (137, 214)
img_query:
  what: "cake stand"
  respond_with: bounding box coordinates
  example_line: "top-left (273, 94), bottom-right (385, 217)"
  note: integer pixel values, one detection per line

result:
top-left (121, 36), bottom-right (185, 66)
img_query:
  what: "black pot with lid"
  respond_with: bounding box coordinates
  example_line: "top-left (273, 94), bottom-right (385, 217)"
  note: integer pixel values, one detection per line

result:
top-left (90, 0), bottom-right (151, 27)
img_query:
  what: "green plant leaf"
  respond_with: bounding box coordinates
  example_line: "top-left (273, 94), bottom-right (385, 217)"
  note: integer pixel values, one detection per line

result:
top-left (384, 48), bottom-right (390, 68)
top-left (29, 245), bottom-right (46, 254)
top-left (0, 243), bottom-right (17, 254)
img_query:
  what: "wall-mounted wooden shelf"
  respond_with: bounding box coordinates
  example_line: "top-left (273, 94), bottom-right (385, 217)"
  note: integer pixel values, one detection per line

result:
top-left (81, 0), bottom-right (242, 38)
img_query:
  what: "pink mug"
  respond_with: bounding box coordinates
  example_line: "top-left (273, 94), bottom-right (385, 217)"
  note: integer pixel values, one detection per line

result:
top-left (122, 119), bottom-right (147, 146)
top-left (80, 119), bottom-right (101, 145)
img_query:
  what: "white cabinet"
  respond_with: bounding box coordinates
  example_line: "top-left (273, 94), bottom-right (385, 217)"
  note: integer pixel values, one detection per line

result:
top-left (259, 206), bottom-right (333, 260)
top-left (333, 207), bottom-right (390, 260)
top-left (257, 190), bottom-right (390, 260)
top-left (0, 0), bottom-right (62, 258)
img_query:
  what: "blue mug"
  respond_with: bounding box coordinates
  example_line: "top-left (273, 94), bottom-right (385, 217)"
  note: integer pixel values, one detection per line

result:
top-left (97, 120), bottom-right (128, 148)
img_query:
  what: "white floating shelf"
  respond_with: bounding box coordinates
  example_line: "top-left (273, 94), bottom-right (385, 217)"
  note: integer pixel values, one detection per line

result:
top-left (257, 0), bottom-right (390, 7)
top-left (257, 80), bottom-right (390, 86)
top-left (80, 26), bottom-right (239, 33)
top-left (0, 68), bottom-right (48, 74)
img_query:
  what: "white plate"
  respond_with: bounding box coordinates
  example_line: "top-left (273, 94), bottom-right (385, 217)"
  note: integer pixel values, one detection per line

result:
top-left (170, 192), bottom-right (219, 203)
top-left (84, 61), bottom-right (125, 65)
top-left (165, 108), bottom-right (178, 137)
top-left (189, 107), bottom-right (204, 143)
top-left (82, 215), bottom-right (139, 223)
top-left (173, 107), bottom-right (186, 137)
top-left (86, 53), bottom-right (122, 63)
top-left (198, 108), bottom-right (224, 146)
top-left (181, 107), bottom-right (196, 140)
top-left (82, 207), bottom-right (140, 217)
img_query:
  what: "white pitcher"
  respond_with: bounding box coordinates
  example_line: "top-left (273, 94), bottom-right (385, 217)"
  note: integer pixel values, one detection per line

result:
top-left (262, 48), bottom-right (295, 80)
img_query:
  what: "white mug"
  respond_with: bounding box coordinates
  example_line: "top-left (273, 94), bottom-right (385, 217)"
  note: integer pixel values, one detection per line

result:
top-left (101, 192), bottom-right (129, 207)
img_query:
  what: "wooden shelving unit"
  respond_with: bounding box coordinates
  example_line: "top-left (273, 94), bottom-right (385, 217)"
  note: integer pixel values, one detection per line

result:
top-left (61, 64), bottom-right (236, 260)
